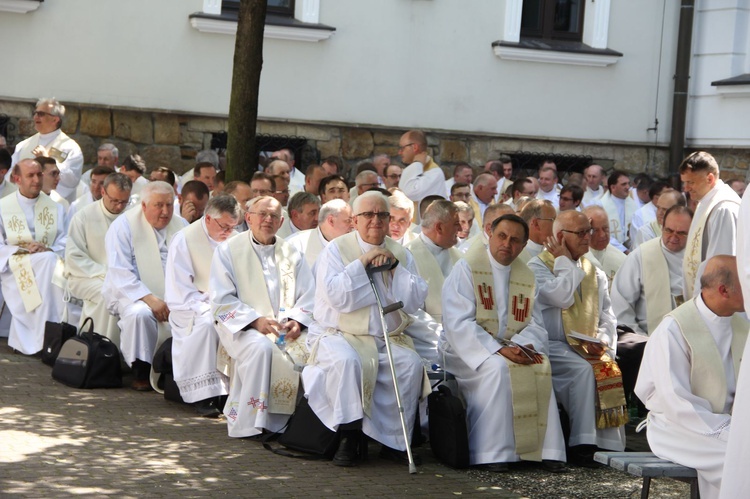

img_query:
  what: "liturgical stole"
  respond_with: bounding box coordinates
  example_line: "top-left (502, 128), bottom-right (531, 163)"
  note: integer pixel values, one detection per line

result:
top-left (684, 186), bottom-right (739, 299)
top-left (669, 298), bottom-right (749, 413)
top-left (225, 233), bottom-right (304, 415)
top-left (16, 131), bottom-right (73, 163)
top-left (463, 242), bottom-right (551, 460)
top-left (406, 235), bottom-right (460, 323)
top-left (640, 238), bottom-right (679, 334)
top-left (0, 192), bottom-right (59, 312)
top-left (538, 250), bottom-right (628, 429)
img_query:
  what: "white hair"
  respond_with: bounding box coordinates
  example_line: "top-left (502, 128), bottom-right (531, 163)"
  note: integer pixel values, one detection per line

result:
top-left (352, 191), bottom-right (389, 214)
top-left (318, 198), bottom-right (350, 224)
top-left (140, 180), bottom-right (174, 204)
top-left (386, 190), bottom-right (413, 218)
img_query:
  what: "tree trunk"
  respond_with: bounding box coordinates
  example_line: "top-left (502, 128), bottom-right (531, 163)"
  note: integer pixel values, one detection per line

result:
top-left (225, 0), bottom-right (267, 183)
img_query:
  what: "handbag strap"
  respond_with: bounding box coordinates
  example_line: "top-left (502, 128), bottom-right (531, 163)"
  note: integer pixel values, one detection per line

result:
top-left (78, 317), bottom-right (96, 341)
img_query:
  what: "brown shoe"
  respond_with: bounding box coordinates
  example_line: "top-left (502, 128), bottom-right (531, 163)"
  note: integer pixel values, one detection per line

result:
top-left (131, 379), bottom-right (153, 392)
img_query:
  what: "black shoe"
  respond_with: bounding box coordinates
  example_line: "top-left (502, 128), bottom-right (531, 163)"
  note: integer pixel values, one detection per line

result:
top-left (474, 462), bottom-right (510, 473)
top-left (542, 460), bottom-right (567, 473)
top-left (333, 435), bottom-right (359, 467)
top-left (193, 398), bottom-right (222, 418)
top-left (568, 445), bottom-right (605, 469)
top-left (379, 445), bottom-right (422, 466)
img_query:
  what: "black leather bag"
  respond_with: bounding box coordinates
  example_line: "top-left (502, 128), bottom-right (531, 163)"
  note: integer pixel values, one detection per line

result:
top-left (41, 321), bottom-right (78, 366)
top-left (52, 318), bottom-right (122, 389)
top-left (428, 384), bottom-right (470, 468)
top-left (276, 397), bottom-right (340, 459)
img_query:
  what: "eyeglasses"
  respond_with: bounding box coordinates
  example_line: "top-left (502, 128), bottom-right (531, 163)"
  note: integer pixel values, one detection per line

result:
top-left (33, 110), bottom-right (53, 118)
top-left (210, 217), bottom-right (235, 232)
top-left (663, 227), bottom-right (688, 238)
top-left (249, 211), bottom-right (281, 221)
top-left (359, 182), bottom-right (380, 189)
top-left (356, 211), bottom-right (390, 221)
top-left (561, 228), bottom-right (594, 238)
top-left (103, 190), bottom-right (130, 206)
top-left (398, 143), bottom-right (415, 152)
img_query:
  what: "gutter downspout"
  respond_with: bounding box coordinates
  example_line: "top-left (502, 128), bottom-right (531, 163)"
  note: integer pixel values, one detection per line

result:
top-left (669, 0), bottom-right (696, 181)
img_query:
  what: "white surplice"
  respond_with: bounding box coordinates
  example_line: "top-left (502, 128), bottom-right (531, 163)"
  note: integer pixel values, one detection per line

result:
top-left (722, 189), bottom-right (750, 497)
top-left (286, 227), bottom-right (328, 275)
top-left (440, 254), bottom-right (566, 465)
top-left (581, 186), bottom-right (603, 208)
top-left (524, 254), bottom-right (626, 451)
top-left (165, 219), bottom-right (229, 403)
top-left (302, 233), bottom-right (428, 451)
top-left (635, 296), bottom-right (737, 499)
top-left (64, 199), bottom-right (121, 342)
top-left (11, 130), bottom-right (83, 203)
top-left (210, 234), bottom-right (314, 437)
top-left (611, 241), bottom-right (683, 335)
top-left (101, 212), bottom-right (187, 365)
top-left (400, 159), bottom-right (449, 204)
top-left (629, 201), bottom-right (656, 243)
top-left (0, 192), bottom-right (66, 354)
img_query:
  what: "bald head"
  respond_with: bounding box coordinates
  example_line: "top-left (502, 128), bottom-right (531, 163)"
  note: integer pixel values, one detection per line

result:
top-left (700, 255), bottom-right (744, 316)
top-left (656, 190), bottom-right (687, 226)
top-left (482, 203), bottom-right (514, 235)
top-left (553, 210), bottom-right (587, 238)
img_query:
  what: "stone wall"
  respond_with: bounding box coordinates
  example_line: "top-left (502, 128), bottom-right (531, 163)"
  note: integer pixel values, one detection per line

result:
top-left (2, 98), bottom-right (748, 183)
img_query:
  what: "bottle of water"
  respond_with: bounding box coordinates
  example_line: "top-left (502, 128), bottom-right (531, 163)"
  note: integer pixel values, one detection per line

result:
top-left (276, 307), bottom-right (287, 351)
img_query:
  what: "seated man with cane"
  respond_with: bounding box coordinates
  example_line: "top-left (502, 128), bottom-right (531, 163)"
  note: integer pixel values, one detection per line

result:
top-left (303, 191), bottom-right (429, 467)
top-left (441, 214), bottom-right (567, 472)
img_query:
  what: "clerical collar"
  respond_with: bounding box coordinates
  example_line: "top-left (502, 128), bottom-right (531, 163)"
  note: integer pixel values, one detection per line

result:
top-left (39, 129), bottom-right (61, 140)
top-left (98, 199), bottom-right (119, 221)
top-left (251, 234), bottom-right (276, 247)
top-left (17, 190), bottom-right (39, 203)
top-left (419, 231), bottom-right (443, 256)
top-left (695, 293), bottom-right (732, 322)
top-left (660, 239), bottom-right (684, 258)
top-left (487, 248), bottom-right (511, 272)
top-left (356, 232), bottom-right (383, 252)
top-left (316, 227), bottom-right (330, 244)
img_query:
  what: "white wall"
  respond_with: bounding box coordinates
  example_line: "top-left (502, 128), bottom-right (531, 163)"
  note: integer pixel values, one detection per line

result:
top-left (0, 0), bottom-right (681, 146)
top-left (687, 0), bottom-right (750, 147)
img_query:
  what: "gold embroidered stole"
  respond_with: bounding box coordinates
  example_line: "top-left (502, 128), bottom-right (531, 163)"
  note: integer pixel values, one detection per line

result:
top-left (640, 238), bottom-right (677, 334)
top-left (0, 192), bottom-right (59, 312)
top-left (225, 232), bottom-right (304, 415)
top-left (669, 299), bottom-right (749, 413)
top-left (464, 243), bottom-right (550, 460)
top-left (16, 131), bottom-right (72, 162)
top-left (587, 246), bottom-right (625, 294)
top-left (325, 232), bottom-right (419, 416)
top-left (405, 235), bottom-right (460, 323)
top-left (684, 185), bottom-right (740, 299)
top-left (537, 250), bottom-right (628, 429)
top-left (649, 220), bottom-right (662, 239)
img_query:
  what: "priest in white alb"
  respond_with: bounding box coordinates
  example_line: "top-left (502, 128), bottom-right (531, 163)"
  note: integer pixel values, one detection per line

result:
top-left (599, 171), bottom-right (637, 251)
top-left (0, 159), bottom-right (66, 354)
top-left (525, 210), bottom-right (627, 466)
top-left (636, 255), bottom-right (748, 499)
top-left (610, 205), bottom-right (692, 414)
top-left (11, 98), bottom-right (83, 203)
top-left (303, 191), bottom-right (429, 467)
top-left (441, 214), bottom-right (566, 472)
top-left (679, 151), bottom-right (740, 300)
top-left (102, 181), bottom-right (187, 390)
top-left (65, 173), bottom-right (132, 344)
top-left (166, 195), bottom-right (241, 416)
top-left (286, 199), bottom-right (353, 273)
top-left (404, 199), bottom-right (461, 366)
top-left (210, 195), bottom-right (314, 438)
top-left (582, 206), bottom-right (626, 291)
top-left (631, 189), bottom-right (686, 249)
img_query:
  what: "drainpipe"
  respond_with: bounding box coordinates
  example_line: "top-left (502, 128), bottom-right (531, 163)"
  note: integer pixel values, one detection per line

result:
top-left (668, 0), bottom-right (695, 182)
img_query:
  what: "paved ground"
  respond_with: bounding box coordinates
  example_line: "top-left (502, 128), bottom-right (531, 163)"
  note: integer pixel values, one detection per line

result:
top-left (0, 338), bottom-right (688, 498)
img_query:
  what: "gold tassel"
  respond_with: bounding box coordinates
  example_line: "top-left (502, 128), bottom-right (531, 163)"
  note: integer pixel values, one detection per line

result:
top-left (596, 406), bottom-right (629, 429)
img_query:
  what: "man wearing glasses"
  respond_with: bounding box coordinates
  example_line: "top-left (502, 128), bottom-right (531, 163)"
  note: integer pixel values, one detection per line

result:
top-left (382, 164), bottom-right (402, 190)
top-left (65, 173), bottom-right (132, 347)
top-left (399, 130), bottom-right (448, 207)
top-left (611, 206), bottom-right (692, 412)
top-left (165, 195), bottom-right (241, 417)
top-left (303, 191), bottom-right (428, 467)
top-left (102, 181), bottom-right (187, 391)
top-left (582, 206), bottom-right (627, 292)
top-left (525, 210), bottom-right (627, 466)
top-left (210, 195), bottom-right (313, 438)
top-left (11, 98), bottom-right (83, 204)
top-left (518, 199), bottom-right (556, 261)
